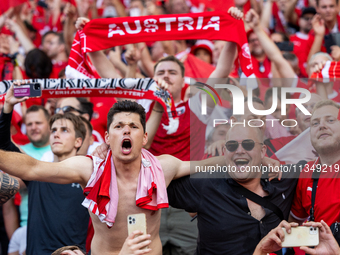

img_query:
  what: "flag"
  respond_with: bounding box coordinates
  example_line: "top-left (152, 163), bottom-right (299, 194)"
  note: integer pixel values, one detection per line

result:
top-left (274, 128), bottom-right (317, 164)
top-left (0, 0), bottom-right (27, 15)
top-left (66, 11), bottom-right (254, 79)
top-left (183, 53), bottom-right (215, 79)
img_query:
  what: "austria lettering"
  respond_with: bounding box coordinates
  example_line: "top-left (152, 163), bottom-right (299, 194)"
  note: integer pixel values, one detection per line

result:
top-left (107, 16), bottom-right (220, 37)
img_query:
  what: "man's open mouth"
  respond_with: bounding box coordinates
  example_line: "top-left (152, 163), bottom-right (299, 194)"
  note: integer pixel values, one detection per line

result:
top-left (121, 138), bottom-right (132, 155)
top-left (234, 158), bottom-right (250, 168)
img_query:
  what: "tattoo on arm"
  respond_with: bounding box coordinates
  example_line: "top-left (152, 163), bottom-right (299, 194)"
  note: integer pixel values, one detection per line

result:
top-left (0, 172), bottom-right (19, 205)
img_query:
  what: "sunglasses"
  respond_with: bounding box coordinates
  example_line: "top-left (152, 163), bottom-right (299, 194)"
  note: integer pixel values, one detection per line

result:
top-left (302, 16), bottom-right (313, 21)
top-left (55, 106), bottom-right (84, 114)
top-left (225, 139), bottom-right (263, 152)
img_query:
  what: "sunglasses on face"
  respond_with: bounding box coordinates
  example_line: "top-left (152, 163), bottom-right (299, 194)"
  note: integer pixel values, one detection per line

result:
top-left (55, 106), bottom-right (84, 114)
top-left (302, 16), bottom-right (313, 21)
top-left (225, 139), bottom-right (263, 152)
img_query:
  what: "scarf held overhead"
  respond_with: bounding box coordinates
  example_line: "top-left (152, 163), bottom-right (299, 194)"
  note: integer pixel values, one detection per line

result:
top-left (0, 78), bottom-right (179, 134)
top-left (310, 61), bottom-right (340, 82)
top-left (65, 11), bottom-right (254, 80)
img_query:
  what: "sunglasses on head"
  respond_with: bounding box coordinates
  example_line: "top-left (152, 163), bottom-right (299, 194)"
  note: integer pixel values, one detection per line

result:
top-left (55, 106), bottom-right (84, 114)
top-left (225, 139), bottom-right (263, 152)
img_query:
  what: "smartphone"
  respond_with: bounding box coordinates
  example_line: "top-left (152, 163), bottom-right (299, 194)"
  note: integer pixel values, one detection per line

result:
top-left (281, 226), bottom-right (319, 247)
top-left (275, 42), bottom-right (294, 52)
top-left (324, 34), bottom-right (336, 54)
top-left (127, 213), bottom-right (147, 236)
top-left (332, 33), bottom-right (340, 46)
top-left (14, 83), bottom-right (42, 98)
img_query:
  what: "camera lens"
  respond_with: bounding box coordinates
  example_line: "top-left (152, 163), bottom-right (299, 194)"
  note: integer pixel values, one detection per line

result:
top-left (33, 83), bottom-right (40, 90)
top-left (129, 221), bottom-right (132, 224)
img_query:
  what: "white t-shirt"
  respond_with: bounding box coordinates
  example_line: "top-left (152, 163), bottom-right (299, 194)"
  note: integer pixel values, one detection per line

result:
top-left (8, 226), bottom-right (27, 255)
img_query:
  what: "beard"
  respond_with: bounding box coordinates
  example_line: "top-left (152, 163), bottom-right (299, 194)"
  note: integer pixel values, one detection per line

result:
top-left (251, 48), bottom-right (264, 58)
top-left (30, 133), bottom-right (50, 147)
top-left (302, 27), bottom-right (311, 34)
top-left (313, 139), bottom-right (340, 156)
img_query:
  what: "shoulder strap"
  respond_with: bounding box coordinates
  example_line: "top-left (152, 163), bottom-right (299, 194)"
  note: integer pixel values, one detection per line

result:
top-left (310, 171), bottom-right (321, 222)
top-left (233, 185), bottom-right (284, 221)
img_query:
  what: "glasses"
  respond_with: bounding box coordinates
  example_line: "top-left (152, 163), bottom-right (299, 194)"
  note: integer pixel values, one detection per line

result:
top-left (55, 106), bottom-right (84, 114)
top-left (302, 16), bottom-right (313, 21)
top-left (225, 139), bottom-right (263, 152)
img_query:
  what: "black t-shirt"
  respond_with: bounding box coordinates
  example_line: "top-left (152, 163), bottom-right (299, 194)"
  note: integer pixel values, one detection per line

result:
top-left (167, 171), bottom-right (299, 255)
top-left (25, 180), bottom-right (89, 255)
top-left (0, 110), bottom-right (89, 255)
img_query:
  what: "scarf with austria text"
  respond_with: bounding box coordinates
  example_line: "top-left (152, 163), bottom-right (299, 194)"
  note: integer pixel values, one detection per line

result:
top-left (63, 12), bottom-right (254, 134)
top-left (66, 11), bottom-right (255, 79)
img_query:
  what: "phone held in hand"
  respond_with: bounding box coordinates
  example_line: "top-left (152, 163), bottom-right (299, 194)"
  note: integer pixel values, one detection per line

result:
top-left (13, 83), bottom-right (42, 98)
top-left (127, 213), bottom-right (147, 236)
top-left (275, 42), bottom-right (294, 52)
top-left (281, 226), bottom-right (319, 247)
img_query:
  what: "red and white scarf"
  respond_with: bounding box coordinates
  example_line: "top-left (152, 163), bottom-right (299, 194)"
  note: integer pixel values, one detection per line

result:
top-left (82, 149), bottom-right (168, 228)
top-left (0, 78), bottom-right (180, 134)
top-left (65, 11), bottom-right (254, 79)
top-left (310, 61), bottom-right (340, 82)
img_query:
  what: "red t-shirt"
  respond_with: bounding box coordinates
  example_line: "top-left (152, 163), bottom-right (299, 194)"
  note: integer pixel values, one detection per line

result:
top-left (291, 158), bottom-right (340, 225)
top-left (251, 56), bottom-right (271, 80)
top-left (290, 32), bottom-right (310, 78)
top-left (51, 61), bottom-right (68, 78)
top-left (90, 97), bottom-right (117, 140)
top-left (146, 100), bottom-right (206, 161)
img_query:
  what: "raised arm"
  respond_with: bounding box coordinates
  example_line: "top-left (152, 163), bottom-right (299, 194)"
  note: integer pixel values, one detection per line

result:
top-left (245, 9), bottom-right (296, 80)
top-left (158, 154), bottom-right (225, 186)
top-left (63, 3), bottom-right (77, 55)
top-left (284, 0), bottom-right (299, 25)
top-left (75, 17), bottom-right (120, 78)
top-left (5, 18), bottom-right (35, 54)
top-left (125, 44), bottom-right (142, 78)
top-left (111, 0), bottom-right (127, 18)
top-left (260, 0), bottom-right (273, 30)
top-left (0, 172), bottom-right (19, 205)
top-left (205, 7), bottom-right (240, 108)
top-left (0, 150), bottom-right (92, 187)
top-left (0, 84), bottom-right (27, 152)
top-left (307, 14), bottom-right (325, 62)
top-left (138, 43), bottom-right (155, 77)
top-left (108, 47), bottom-right (128, 76)
top-left (209, 7), bottom-right (241, 80)
top-left (209, 41), bottom-right (237, 80)
top-left (144, 79), bottom-right (169, 150)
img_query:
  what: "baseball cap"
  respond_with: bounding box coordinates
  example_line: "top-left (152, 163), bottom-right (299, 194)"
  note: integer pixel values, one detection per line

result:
top-left (301, 7), bottom-right (316, 17)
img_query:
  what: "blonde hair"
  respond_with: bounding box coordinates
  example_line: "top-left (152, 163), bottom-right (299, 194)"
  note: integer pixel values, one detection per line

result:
top-left (312, 99), bottom-right (340, 113)
top-left (51, 245), bottom-right (84, 255)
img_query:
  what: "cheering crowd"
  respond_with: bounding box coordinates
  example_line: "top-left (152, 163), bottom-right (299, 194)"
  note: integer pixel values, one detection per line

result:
top-left (1, 0), bottom-right (340, 254)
